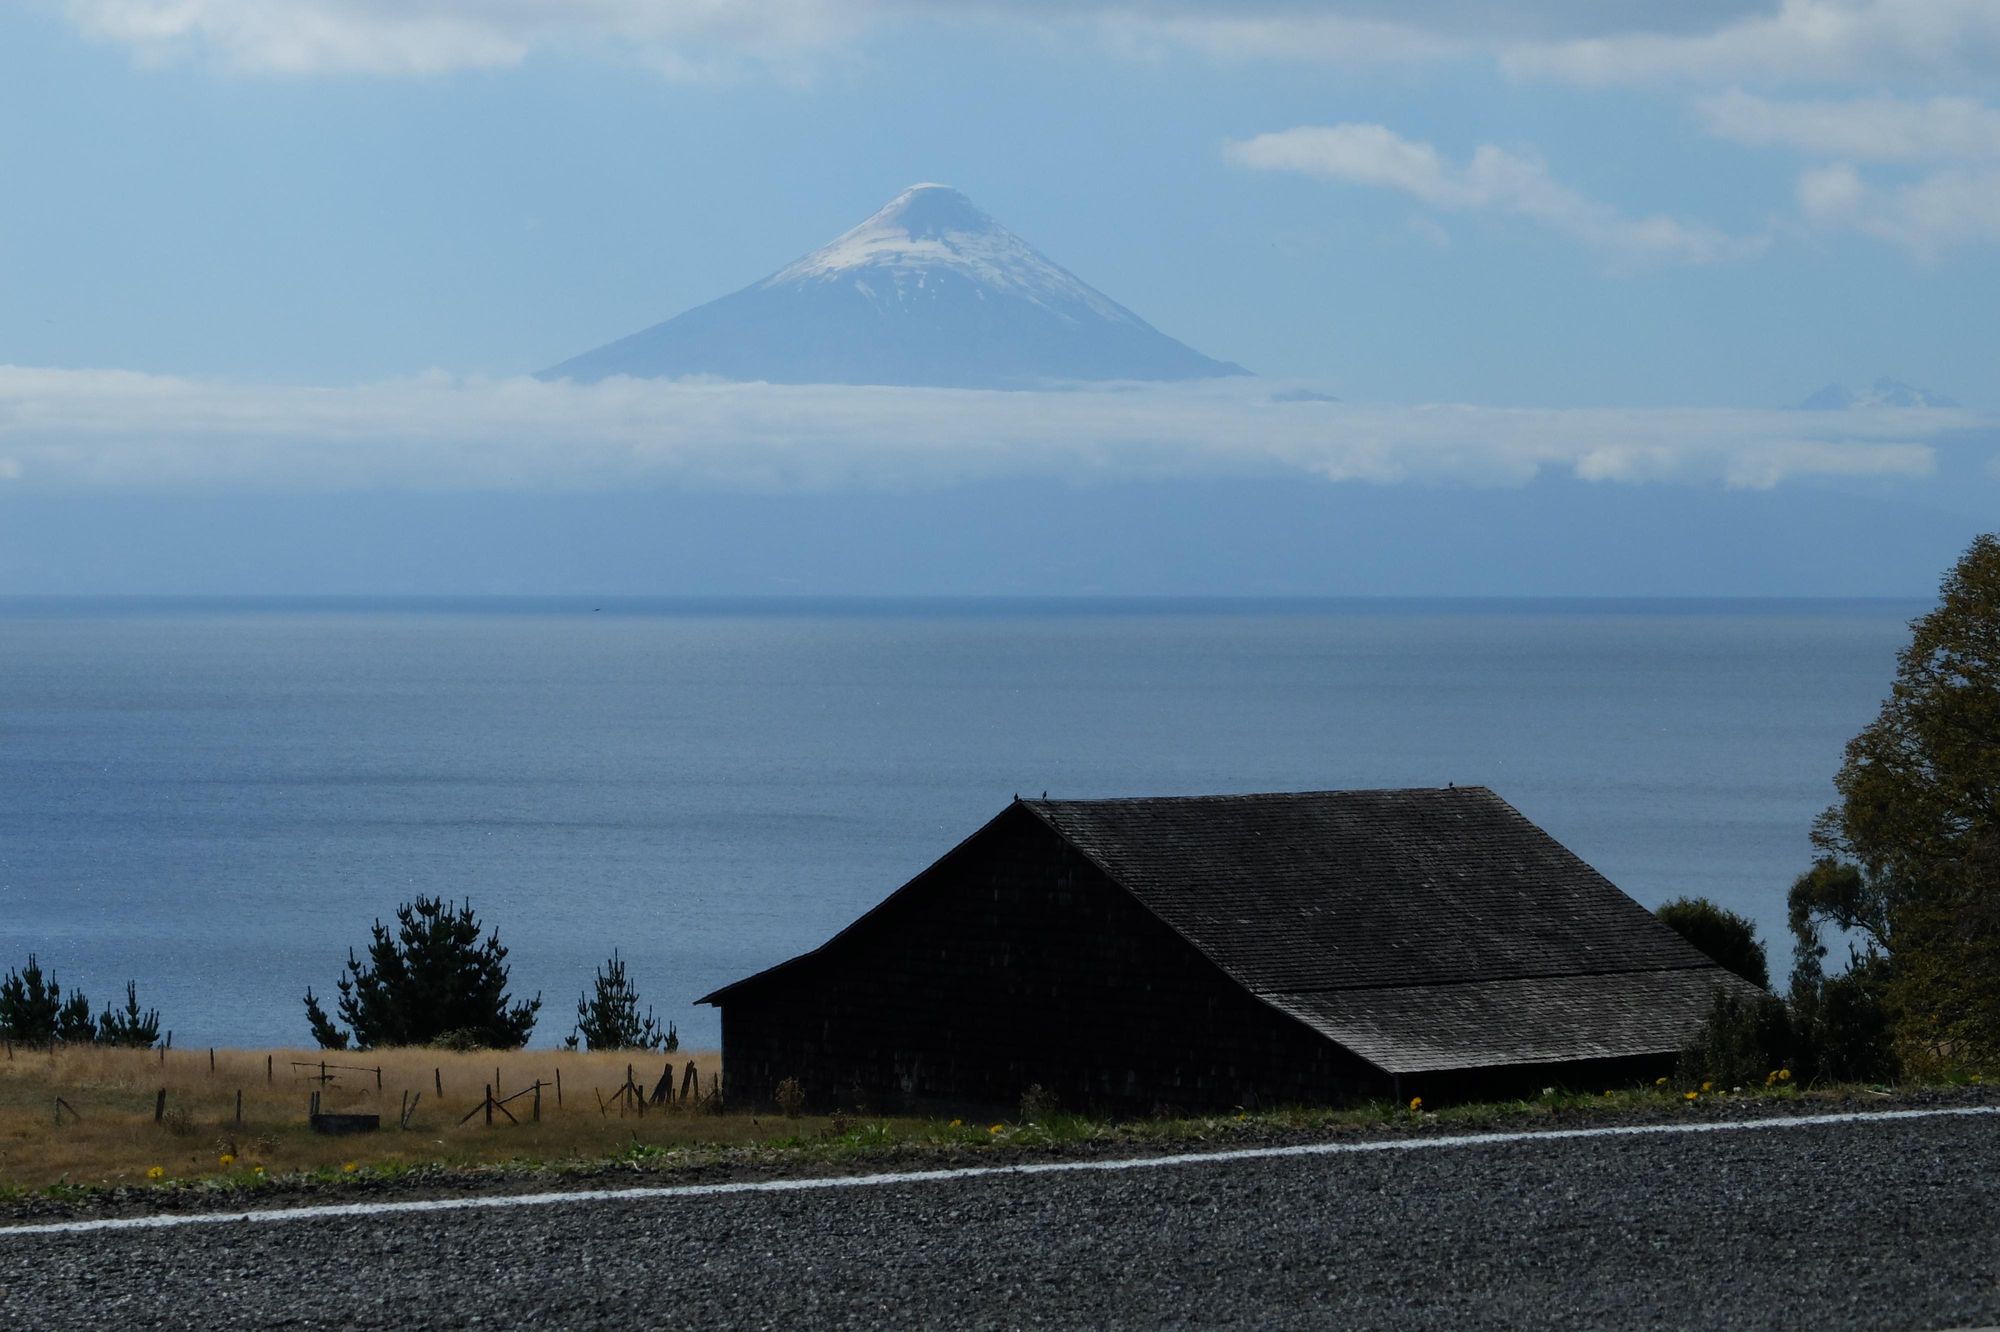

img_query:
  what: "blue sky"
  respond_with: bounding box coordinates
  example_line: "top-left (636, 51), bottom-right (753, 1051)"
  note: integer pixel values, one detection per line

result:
top-left (0, 0), bottom-right (1996, 591)
top-left (4, 1), bottom-right (1996, 404)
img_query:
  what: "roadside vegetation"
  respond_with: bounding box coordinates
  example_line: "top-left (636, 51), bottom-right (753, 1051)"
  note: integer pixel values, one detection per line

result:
top-left (0, 1043), bottom-right (1987, 1212)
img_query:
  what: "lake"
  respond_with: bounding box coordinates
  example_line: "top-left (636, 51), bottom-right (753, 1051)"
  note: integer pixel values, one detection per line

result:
top-left (0, 598), bottom-right (1916, 1049)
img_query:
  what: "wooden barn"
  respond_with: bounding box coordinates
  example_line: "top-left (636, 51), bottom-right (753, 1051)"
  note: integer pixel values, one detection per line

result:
top-left (699, 788), bottom-right (1761, 1112)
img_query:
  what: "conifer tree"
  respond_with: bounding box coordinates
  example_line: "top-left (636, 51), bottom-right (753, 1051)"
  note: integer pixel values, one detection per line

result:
top-left (566, 951), bottom-right (668, 1051)
top-left (304, 896), bottom-right (539, 1050)
top-left (97, 981), bottom-right (162, 1048)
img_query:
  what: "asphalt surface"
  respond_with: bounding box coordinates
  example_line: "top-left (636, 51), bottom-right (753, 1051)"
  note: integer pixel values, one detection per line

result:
top-left (3, 1112), bottom-right (1996, 1330)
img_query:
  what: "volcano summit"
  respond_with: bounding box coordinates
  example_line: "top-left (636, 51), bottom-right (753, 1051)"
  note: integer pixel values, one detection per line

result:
top-left (541, 184), bottom-right (1248, 388)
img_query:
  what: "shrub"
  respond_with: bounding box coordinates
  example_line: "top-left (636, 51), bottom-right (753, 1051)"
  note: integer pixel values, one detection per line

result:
top-left (303, 896), bottom-right (540, 1050)
top-left (1656, 897), bottom-right (1770, 989)
top-left (1678, 986), bottom-right (1793, 1086)
top-left (1790, 957), bottom-right (1898, 1085)
top-left (1682, 955), bottom-right (1900, 1089)
top-left (774, 1077), bottom-right (807, 1118)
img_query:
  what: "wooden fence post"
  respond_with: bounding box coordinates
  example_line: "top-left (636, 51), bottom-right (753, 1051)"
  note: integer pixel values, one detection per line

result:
top-left (555, 1067), bottom-right (562, 1107)
top-left (209, 1047), bottom-right (215, 1074)
top-left (266, 1053), bottom-right (273, 1084)
top-left (533, 1081), bottom-right (541, 1123)
top-left (375, 1066), bottom-right (382, 1091)
top-left (435, 1066), bottom-right (442, 1096)
top-left (484, 1084), bottom-right (493, 1127)
top-left (154, 1088), bottom-right (166, 1124)
top-left (235, 1088), bottom-right (243, 1124)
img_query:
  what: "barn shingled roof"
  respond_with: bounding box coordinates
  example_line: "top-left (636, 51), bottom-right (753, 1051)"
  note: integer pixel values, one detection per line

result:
top-left (1019, 787), bottom-right (1760, 1073)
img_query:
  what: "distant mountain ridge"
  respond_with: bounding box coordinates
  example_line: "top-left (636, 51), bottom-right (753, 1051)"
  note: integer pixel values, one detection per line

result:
top-left (541, 184), bottom-right (1248, 389)
top-left (1800, 377), bottom-right (1960, 409)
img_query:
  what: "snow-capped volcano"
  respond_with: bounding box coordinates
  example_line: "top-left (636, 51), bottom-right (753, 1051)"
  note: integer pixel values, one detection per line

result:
top-left (541, 184), bottom-right (1248, 388)
top-left (1799, 377), bottom-right (1959, 410)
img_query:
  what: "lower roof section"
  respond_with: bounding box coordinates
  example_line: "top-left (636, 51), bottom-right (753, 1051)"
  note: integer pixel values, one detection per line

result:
top-left (1265, 966), bottom-right (1763, 1075)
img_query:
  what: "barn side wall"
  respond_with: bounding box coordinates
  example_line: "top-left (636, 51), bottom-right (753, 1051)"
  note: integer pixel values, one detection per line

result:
top-left (713, 808), bottom-right (1388, 1114)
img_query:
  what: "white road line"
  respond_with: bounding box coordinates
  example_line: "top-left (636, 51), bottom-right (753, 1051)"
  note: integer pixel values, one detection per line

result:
top-left (3, 1104), bottom-right (1994, 1239)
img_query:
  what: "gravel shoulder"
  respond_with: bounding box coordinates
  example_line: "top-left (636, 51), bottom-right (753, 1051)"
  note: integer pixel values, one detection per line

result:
top-left (3, 1097), bottom-right (1997, 1330)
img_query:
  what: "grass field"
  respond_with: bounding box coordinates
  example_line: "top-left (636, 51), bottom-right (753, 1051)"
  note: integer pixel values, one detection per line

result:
top-left (0, 1043), bottom-right (740, 1190)
top-left (4, 1043), bottom-right (1990, 1202)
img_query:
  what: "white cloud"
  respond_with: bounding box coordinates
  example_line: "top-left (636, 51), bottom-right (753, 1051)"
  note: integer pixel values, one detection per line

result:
top-left (1505, 0), bottom-right (2000, 88)
top-left (1693, 90), bottom-right (2000, 257)
top-left (1699, 91), bottom-right (2000, 163)
top-left (1796, 162), bottom-right (2000, 258)
top-left (1226, 124), bottom-right (1760, 265)
top-left (0, 365), bottom-right (1949, 495)
top-left (61, 0), bottom-right (856, 77)
top-left (64, 0), bottom-right (1987, 86)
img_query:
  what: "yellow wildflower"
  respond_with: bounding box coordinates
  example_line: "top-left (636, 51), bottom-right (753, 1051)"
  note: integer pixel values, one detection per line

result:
top-left (1683, 1091), bottom-right (1698, 1102)
top-left (1777, 1068), bottom-right (1792, 1082)
top-left (1700, 1081), bottom-right (1713, 1092)
top-left (949, 1118), bottom-right (962, 1128)
top-left (341, 1161), bottom-right (359, 1174)
top-left (218, 1153), bottom-right (235, 1168)
top-left (987, 1123), bottom-right (1003, 1134)
top-left (1408, 1096), bottom-right (1422, 1112)
top-left (146, 1165), bottom-right (165, 1181)
top-left (1654, 1077), bottom-right (1668, 1088)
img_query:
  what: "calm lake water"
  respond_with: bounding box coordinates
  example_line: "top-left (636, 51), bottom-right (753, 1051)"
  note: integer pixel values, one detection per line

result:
top-left (0, 598), bottom-right (1917, 1050)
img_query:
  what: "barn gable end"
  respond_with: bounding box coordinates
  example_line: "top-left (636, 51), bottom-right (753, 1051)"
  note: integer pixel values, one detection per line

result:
top-left (702, 803), bottom-right (1382, 1112)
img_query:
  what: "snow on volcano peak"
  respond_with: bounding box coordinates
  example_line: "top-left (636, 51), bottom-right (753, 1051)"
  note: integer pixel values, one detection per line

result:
top-left (764, 184), bottom-right (1135, 326)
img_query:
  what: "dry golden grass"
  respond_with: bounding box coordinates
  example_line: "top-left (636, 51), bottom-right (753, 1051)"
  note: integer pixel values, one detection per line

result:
top-left (0, 1043), bottom-right (756, 1191)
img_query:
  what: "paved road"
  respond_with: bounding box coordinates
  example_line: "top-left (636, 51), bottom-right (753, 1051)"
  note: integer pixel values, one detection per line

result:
top-left (3, 1111), bottom-right (1997, 1329)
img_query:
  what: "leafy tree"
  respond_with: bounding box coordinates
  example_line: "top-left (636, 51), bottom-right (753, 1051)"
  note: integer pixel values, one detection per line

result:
top-left (97, 981), bottom-right (162, 1048)
top-left (1656, 897), bottom-right (1771, 989)
top-left (304, 896), bottom-right (540, 1050)
top-left (566, 951), bottom-right (668, 1051)
top-left (0, 954), bottom-right (95, 1046)
top-left (1794, 533), bottom-right (2000, 1072)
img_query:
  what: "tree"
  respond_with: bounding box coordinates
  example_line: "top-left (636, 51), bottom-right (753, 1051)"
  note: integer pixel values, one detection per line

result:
top-left (1655, 897), bottom-right (1770, 989)
top-left (1795, 533), bottom-right (2000, 1072)
top-left (304, 896), bottom-right (540, 1050)
top-left (565, 950), bottom-right (669, 1051)
top-left (97, 981), bottom-right (162, 1048)
top-left (0, 954), bottom-right (95, 1046)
